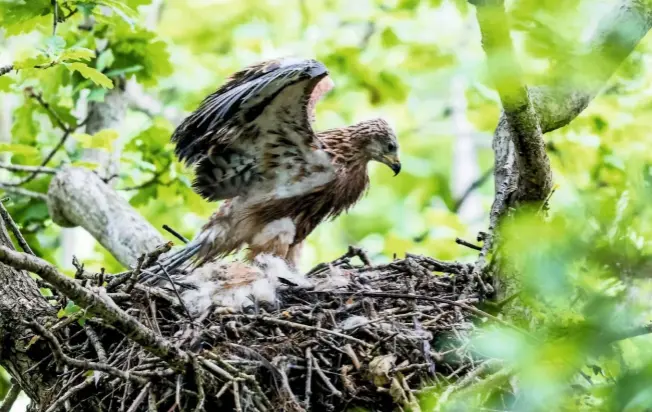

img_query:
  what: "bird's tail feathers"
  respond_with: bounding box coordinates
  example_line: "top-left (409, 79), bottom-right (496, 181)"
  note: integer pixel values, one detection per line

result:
top-left (138, 240), bottom-right (203, 285)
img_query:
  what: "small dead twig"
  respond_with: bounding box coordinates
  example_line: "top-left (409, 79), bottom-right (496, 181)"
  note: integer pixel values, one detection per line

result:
top-left (126, 383), bottom-right (152, 412)
top-left (0, 199), bottom-right (34, 255)
top-left (309, 351), bottom-right (342, 397)
top-left (455, 237), bottom-right (482, 252)
top-left (155, 263), bottom-right (193, 321)
top-left (26, 321), bottom-right (148, 385)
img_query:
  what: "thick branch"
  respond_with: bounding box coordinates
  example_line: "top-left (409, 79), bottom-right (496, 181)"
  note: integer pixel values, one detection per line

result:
top-left (489, 0), bottom-right (652, 223)
top-left (47, 167), bottom-right (166, 267)
top-left (0, 245), bottom-right (189, 366)
top-left (473, 0), bottom-right (552, 204)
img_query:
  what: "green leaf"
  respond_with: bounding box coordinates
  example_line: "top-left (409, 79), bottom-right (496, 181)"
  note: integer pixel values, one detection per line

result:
top-left (91, 0), bottom-right (139, 26)
top-left (74, 129), bottom-right (119, 150)
top-left (44, 36), bottom-right (66, 56)
top-left (0, 77), bottom-right (15, 92)
top-left (14, 54), bottom-right (50, 70)
top-left (381, 28), bottom-right (400, 48)
top-left (70, 160), bottom-right (101, 170)
top-left (0, 143), bottom-right (40, 157)
top-left (59, 47), bottom-right (96, 62)
top-left (0, 0), bottom-right (51, 36)
top-left (65, 62), bottom-right (114, 89)
top-left (87, 88), bottom-right (108, 102)
top-left (96, 49), bottom-right (115, 72)
top-left (58, 301), bottom-right (81, 318)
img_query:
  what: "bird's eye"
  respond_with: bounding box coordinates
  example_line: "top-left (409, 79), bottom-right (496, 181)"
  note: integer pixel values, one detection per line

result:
top-left (387, 142), bottom-right (396, 152)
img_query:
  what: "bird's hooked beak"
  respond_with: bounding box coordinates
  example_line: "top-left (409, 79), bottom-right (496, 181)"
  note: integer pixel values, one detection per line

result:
top-left (381, 154), bottom-right (401, 176)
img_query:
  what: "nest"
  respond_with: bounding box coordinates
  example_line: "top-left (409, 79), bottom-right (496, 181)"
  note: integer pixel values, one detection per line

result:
top-left (31, 248), bottom-right (485, 412)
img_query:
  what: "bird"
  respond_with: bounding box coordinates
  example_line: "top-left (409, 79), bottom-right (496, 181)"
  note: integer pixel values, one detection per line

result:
top-left (144, 57), bottom-right (400, 282)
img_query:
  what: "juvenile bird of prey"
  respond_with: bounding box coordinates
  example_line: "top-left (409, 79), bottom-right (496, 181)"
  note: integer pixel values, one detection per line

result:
top-left (147, 57), bottom-right (400, 279)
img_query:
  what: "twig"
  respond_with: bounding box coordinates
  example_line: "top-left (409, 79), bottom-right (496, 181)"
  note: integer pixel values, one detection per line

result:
top-left (0, 184), bottom-right (48, 201)
top-left (51, 0), bottom-right (59, 35)
top-left (45, 377), bottom-right (93, 412)
top-left (316, 291), bottom-right (537, 341)
top-left (0, 199), bottom-right (34, 255)
top-left (453, 167), bottom-right (493, 212)
top-left (191, 357), bottom-right (206, 412)
top-left (239, 315), bottom-right (373, 348)
top-left (162, 225), bottom-right (189, 244)
top-left (0, 246), bottom-right (189, 365)
top-left (308, 352), bottom-right (342, 397)
top-left (148, 388), bottom-right (157, 412)
top-left (233, 380), bottom-right (243, 412)
top-left (0, 384), bottom-right (21, 412)
top-left (609, 322), bottom-right (652, 342)
top-left (85, 323), bottom-right (107, 361)
top-left (2, 91), bottom-right (76, 188)
top-left (27, 321), bottom-right (148, 384)
top-left (0, 65), bottom-right (13, 77)
top-left (455, 237), bottom-right (482, 252)
top-left (155, 264), bottom-right (193, 321)
top-left (304, 348), bottom-right (313, 410)
top-left (0, 163), bottom-right (57, 174)
top-left (126, 383), bottom-right (152, 412)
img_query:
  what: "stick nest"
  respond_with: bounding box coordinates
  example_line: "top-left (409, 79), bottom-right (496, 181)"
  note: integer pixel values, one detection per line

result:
top-left (32, 248), bottom-right (486, 412)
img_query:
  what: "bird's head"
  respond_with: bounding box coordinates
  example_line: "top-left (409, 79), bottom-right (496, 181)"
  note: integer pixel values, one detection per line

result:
top-left (352, 118), bottom-right (401, 176)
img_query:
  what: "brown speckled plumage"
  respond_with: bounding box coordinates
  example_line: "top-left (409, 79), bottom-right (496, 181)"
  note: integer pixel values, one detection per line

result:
top-left (161, 58), bottom-right (401, 271)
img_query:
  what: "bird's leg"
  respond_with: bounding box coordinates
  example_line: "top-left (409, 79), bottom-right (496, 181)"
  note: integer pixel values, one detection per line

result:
top-left (246, 218), bottom-right (296, 262)
top-left (285, 242), bottom-right (303, 269)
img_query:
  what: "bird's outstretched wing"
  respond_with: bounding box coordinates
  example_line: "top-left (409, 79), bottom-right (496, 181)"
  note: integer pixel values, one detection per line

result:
top-left (172, 57), bottom-right (335, 201)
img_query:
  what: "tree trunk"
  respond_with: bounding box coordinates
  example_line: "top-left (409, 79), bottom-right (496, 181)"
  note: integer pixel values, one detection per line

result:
top-left (0, 213), bottom-right (57, 406)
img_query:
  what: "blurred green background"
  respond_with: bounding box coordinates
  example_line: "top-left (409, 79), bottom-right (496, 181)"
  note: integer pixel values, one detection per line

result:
top-left (2, 0), bottom-right (652, 410)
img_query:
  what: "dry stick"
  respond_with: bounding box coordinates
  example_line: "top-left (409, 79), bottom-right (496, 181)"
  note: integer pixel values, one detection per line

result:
top-left (308, 352), bottom-right (342, 397)
top-left (175, 375), bottom-right (182, 410)
top-left (317, 291), bottom-right (538, 342)
top-left (191, 356), bottom-right (206, 412)
top-left (0, 246), bottom-right (189, 366)
top-left (453, 167), bottom-right (494, 212)
top-left (125, 254), bottom-right (146, 294)
top-left (455, 237), bottom-right (482, 252)
top-left (241, 315), bottom-right (373, 348)
top-left (148, 388), bottom-right (158, 412)
top-left (27, 321), bottom-right (148, 384)
top-left (198, 357), bottom-right (235, 381)
top-left (156, 264), bottom-right (193, 320)
top-left (0, 199), bottom-right (34, 255)
top-left (45, 377), bottom-right (93, 412)
top-left (0, 384), bottom-right (21, 412)
top-left (304, 348), bottom-right (313, 410)
top-left (126, 383), bottom-right (152, 412)
top-left (233, 380), bottom-right (243, 412)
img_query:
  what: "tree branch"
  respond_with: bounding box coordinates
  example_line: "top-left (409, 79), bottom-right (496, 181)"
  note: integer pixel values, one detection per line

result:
top-left (0, 245), bottom-right (189, 366)
top-left (472, 0), bottom-right (552, 206)
top-left (47, 167), bottom-right (167, 267)
top-left (0, 163), bottom-right (57, 174)
top-left (0, 183), bottom-right (48, 201)
top-left (0, 65), bottom-right (13, 77)
top-left (488, 0), bottom-right (652, 224)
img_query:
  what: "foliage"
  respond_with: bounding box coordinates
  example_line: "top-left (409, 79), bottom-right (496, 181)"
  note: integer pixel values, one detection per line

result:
top-left (1, 0), bottom-right (652, 410)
